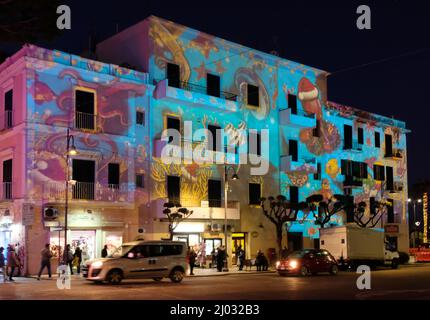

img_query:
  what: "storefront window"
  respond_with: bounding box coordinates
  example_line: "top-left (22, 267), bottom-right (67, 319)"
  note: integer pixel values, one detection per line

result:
top-left (204, 238), bottom-right (222, 255)
top-left (70, 230), bottom-right (96, 261)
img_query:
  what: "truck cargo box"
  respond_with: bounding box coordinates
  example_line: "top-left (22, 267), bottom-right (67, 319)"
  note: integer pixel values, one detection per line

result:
top-left (320, 225), bottom-right (385, 261)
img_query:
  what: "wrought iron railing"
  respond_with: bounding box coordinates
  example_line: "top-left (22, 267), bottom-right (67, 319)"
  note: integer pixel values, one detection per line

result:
top-left (72, 182), bottom-right (95, 200)
top-left (343, 139), bottom-right (363, 151)
top-left (0, 182), bottom-right (12, 200)
top-left (385, 148), bottom-right (404, 159)
top-left (0, 111), bottom-right (13, 131)
top-left (281, 107), bottom-right (315, 119)
top-left (75, 112), bottom-right (97, 130)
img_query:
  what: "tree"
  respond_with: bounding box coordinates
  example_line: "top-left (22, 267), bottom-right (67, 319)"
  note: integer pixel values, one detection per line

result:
top-left (306, 194), bottom-right (348, 228)
top-left (260, 195), bottom-right (308, 256)
top-left (354, 198), bottom-right (391, 228)
top-left (163, 202), bottom-right (193, 240)
top-left (0, 0), bottom-right (61, 43)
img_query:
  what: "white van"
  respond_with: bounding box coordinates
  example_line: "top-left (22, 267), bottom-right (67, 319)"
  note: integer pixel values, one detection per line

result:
top-left (82, 240), bottom-right (189, 284)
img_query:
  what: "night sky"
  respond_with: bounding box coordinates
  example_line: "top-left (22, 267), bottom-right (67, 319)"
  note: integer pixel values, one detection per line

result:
top-left (1, 0), bottom-right (429, 186)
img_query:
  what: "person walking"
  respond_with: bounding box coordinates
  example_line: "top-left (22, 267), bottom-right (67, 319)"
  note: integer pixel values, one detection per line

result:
top-left (64, 244), bottom-right (74, 275)
top-left (237, 246), bottom-right (245, 271)
top-left (73, 247), bottom-right (82, 274)
top-left (101, 245), bottom-right (108, 258)
top-left (188, 247), bottom-right (197, 275)
top-left (6, 245), bottom-right (20, 281)
top-left (0, 247), bottom-right (6, 283)
top-left (37, 244), bottom-right (53, 280)
top-left (216, 246), bottom-right (226, 272)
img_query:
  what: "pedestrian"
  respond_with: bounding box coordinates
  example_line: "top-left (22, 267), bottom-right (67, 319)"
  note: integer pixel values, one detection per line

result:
top-left (256, 250), bottom-right (268, 271)
top-left (73, 246), bottom-right (82, 274)
top-left (0, 247), bottom-right (6, 283)
top-left (237, 246), bottom-right (245, 271)
top-left (37, 243), bottom-right (53, 280)
top-left (216, 246), bottom-right (226, 272)
top-left (6, 245), bottom-right (20, 281)
top-left (211, 249), bottom-right (217, 269)
top-left (188, 247), bottom-right (197, 275)
top-left (64, 244), bottom-right (74, 275)
top-left (101, 245), bottom-right (108, 258)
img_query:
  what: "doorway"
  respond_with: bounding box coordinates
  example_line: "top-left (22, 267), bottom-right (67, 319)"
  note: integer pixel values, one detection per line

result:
top-left (231, 233), bottom-right (246, 265)
top-left (70, 230), bottom-right (96, 261)
top-left (287, 232), bottom-right (303, 251)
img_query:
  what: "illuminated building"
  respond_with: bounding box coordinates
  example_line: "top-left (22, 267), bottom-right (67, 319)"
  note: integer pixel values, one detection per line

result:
top-left (0, 16), bottom-right (409, 274)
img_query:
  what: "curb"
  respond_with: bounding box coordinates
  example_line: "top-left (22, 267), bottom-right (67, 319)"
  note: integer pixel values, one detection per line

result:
top-left (191, 270), bottom-right (276, 277)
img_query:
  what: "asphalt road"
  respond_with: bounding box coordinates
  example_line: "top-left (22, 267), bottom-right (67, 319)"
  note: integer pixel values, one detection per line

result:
top-left (1, 264), bottom-right (430, 300)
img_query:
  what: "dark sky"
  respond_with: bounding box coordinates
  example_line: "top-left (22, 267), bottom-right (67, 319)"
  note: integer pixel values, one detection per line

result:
top-left (1, 0), bottom-right (430, 186)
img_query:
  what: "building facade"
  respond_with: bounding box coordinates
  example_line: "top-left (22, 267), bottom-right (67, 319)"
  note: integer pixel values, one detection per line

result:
top-left (0, 16), bottom-right (409, 275)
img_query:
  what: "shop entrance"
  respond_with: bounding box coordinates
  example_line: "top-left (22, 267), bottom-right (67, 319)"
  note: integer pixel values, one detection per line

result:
top-left (0, 229), bottom-right (11, 250)
top-left (70, 230), bottom-right (96, 261)
top-left (231, 233), bottom-right (246, 265)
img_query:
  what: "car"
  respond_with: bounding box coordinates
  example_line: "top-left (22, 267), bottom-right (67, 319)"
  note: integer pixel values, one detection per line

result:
top-left (82, 240), bottom-right (189, 284)
top-left (276, 249), bottom-right (339, 276)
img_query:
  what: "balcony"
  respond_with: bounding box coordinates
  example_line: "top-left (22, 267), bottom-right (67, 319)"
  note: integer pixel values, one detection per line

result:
top-left (154, 197), bottom-right (240, 220)
top-left (0, 111), bottom-right (13, 131)
top-left (75, 112), bottom-right (97, 131)
top-left (279, 108), bottom-right (316, 128)
top-left (384, 148), bottom-right (404, 160)
top-left (280, 155), bottom-right (317, 173)
top-left (42, 182), bottom-right (133, 204)
top-left (153, 79), bottom-right (238, 112)
top-left (343, 139), bottom-right (363, 152)
top-left (343, 176), bottom-right (363, 188)
top-left (0, 182), bottom-right (12, 200)
top-left (388, 181), bottom-right (404, 193)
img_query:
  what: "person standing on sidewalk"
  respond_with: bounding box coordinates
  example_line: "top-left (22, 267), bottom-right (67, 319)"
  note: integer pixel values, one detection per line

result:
top-left (188, 247), bottom-right (197, 275)
top-left (73, 246), bottom-right (82, 274)
top-left (63, 244), bottom-right (74, 275)
top-left (237, 246), bottom-right (245, 271)
top-left (101, 245), bottom-right (108, 258)
top-left (0, 247), bottom-right (6, 282)
top-left (37, 244), bottom-right (53, 280)
top-left (216, 246), bottom-right (226, 272)
top-left (6, 245), bottom-right (20, 281)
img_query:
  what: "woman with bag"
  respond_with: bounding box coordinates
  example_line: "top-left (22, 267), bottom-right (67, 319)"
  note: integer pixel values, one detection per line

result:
top-left (6, 245), bottom-right (20, 281)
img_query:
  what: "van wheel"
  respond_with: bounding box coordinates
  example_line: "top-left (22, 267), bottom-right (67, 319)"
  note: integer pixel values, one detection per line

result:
top-left (170, 268), bottom-right (185, 283)
top-left (153, 277), bottom-right (163, 282)
top-left (106, 269), bottom-right (123, 285)
top-left (299, 266), bottom-right (309, 277)
top-left (391, 259), bottom-right (399, 269)
top-left (330, 265), bottom-right (339, 275)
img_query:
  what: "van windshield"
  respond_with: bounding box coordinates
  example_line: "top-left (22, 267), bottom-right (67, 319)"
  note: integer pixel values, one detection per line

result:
top-left (109, 245), bottom-right (133, 258)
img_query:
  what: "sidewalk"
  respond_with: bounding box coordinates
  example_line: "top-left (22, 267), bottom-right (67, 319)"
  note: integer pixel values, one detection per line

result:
top-left (191, 267), bottom-right (275, 277)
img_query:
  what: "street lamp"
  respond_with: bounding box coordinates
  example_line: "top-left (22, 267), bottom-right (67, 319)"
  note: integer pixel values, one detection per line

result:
top-left (408, 198), bottom-right (422, 248)
top-left (64, 128), bottom-right (78, 264)
top-left (223, 165), bottom-right (239, 272)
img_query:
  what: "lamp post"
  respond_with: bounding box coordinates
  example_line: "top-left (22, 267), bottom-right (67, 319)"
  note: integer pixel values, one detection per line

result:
top-left (64, 128), bottom-right (78, 264)
top-left (408, 198), bottom-right (422, 248)
top-left (223, 165), bottom-right (239, 272)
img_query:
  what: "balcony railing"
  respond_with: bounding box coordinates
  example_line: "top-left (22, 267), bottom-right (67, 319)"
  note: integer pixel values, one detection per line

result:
top-left (0, 182), bottom-right (12, 200)
top-left (343, 176), bottom-right (363, 188)
top-left (388, 181), bottom-right (404, 193)
top-left (72, 182), bottom-right (95, 200)
top-left (75, 112), bottom-right (97, 130)
top-left (285, 107), bottom-right (315, 119)
top-left (279, 107), bottom-right (316, 128)
top-left (155, 78), bottom-right (237, 101)
top-left (0, 111), bottom-right (13, 131)
top-left (384, 148), bottom-right (404, 159)
top-left (343, 139), bottom-right (363, 152)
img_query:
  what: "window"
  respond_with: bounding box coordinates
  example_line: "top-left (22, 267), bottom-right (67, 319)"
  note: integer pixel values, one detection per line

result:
top-left (208, 124), bottom-right (222, 152)
top-left (290, 186), bottom-right (299, 204)
top-left (358, 127), bottom-right (364, 145)
top-left (313, 120), bottom-right (321, 137)
top-left (247, 84), bottom-right (259, 107)
top-left (75, 90), bottom-right (95, 130)
top-left (373, 165), bottom-right (385, 181)
top-left (343, 125), bottom-right (352, 149)
top-left (248, 131), bottom-right (261, 156)
top-left (314, 163), bottom-right (321, 180)
top-left (249, 183), bottom-right (261, 205)
top-left (4, 89), bottom-right (13, 129)
top-left (207, 73), bottom-right (220, 98)
top-left (167, 175), bottom-right (180, 204)
top-left (386, 199), bottom-right (394, 223)
top-left (375, 132), bottom-right (380, 148)
top-left (136, 111), bottom-right (145, 126)
top-left (2, 159), bottom-right (12, 199)
top-left (72, 159), bottom-right (95, 200)
top-left (288, 94), bottom-right (297, 114)
top-left (386, 166), bottom-right (394, 191)
top-left (135, 174), bottom-right (144, 188)
top-left (341, 160), bottom-right (367, 178)
top-left (385, 134), bottom-right (393, 156)
top-left (208, 179), bottom-right (221, 207)
top-left (167, 63), bottom-right (180, 88)
top-left (288, 139), bottom-right (298, 162)
top-left (108, 163), bottom-right (120, 188)
top-left (166, 116), bottom-right (181, 144)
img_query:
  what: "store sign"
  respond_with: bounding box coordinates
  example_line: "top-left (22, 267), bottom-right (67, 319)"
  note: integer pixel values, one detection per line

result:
top-left (424, 192), bottom-right (428, 244)
top-left (384, 224), bottom-right (399, 234)
top-left (175, 222), bottom-right (205, 233)
top-left (22, 203), bottom-right (35, 226)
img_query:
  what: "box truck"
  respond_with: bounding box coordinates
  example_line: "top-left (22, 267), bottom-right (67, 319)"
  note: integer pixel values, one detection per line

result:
top-left (320, 225), bottom-right (400, 270)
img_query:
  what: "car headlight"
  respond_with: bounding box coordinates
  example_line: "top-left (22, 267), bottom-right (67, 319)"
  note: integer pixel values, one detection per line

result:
top-left (92, 261), bottom-right (103, 268)
top-left (276, 261), bottom-right (280, 268)
top-left (289, 260), bottom-right (298, 269)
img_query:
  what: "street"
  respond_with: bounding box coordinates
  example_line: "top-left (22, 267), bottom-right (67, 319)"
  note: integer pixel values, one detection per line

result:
top-left (1, 264), bottom-right (430, 300)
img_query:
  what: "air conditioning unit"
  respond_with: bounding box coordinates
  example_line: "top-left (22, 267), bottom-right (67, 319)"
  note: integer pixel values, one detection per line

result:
top-left (211, 223), bottom-right (222, 232)
top-left (44, 207), bottom-right (59, 220)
